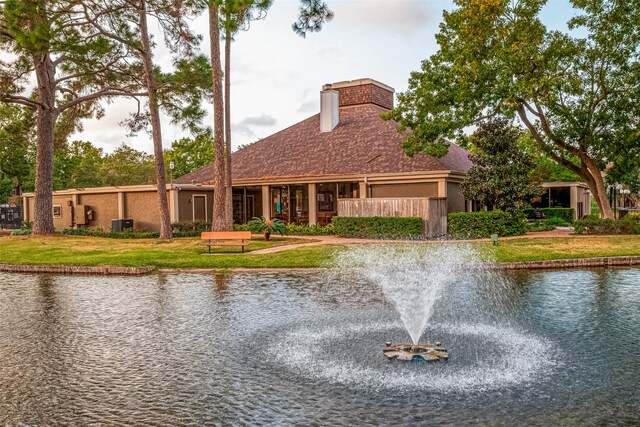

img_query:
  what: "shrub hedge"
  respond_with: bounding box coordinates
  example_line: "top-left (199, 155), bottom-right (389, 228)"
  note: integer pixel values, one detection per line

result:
top-left (448, 210), bottom-right (527, 239)
top-left (523, 208), bottom-right (574, 222)
top-left (573, 216), bottom-right (640, 235)
top-left (331, 216), bottom-right (424, 238)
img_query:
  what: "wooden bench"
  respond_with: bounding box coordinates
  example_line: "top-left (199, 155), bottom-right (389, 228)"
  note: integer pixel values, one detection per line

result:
top-left (201, 231), bottom-right (252, 254)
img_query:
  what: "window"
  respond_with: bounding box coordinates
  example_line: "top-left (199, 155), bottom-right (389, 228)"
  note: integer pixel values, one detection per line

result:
top-left (53, 205), bottom-right (62, 218)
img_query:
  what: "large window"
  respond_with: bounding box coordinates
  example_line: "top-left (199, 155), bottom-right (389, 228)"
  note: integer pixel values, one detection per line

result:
top-left (270, 185), bottom-right (309, 223)
top-left (338, 182), bottom-right (359, 199)
top-left (232, 186), bottom-right (263, 224)
top-left (549, 187), bottom-right (570, 208)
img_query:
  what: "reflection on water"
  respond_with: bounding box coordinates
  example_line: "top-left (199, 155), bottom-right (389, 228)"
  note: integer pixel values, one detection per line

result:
top-left (0, 269), bottom-right (639, 425)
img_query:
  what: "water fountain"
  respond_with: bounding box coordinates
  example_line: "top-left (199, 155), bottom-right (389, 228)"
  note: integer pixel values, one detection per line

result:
top-left (337, 244), bottom-right (483, 362)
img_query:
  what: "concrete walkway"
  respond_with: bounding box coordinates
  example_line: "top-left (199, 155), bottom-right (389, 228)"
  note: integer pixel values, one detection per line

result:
top-left (249, 228), bottom-right (576, 255)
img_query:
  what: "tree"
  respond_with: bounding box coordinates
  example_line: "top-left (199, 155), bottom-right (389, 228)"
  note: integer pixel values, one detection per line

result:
top-left (0, 1), bottom-right (147, 234)
top-left (53, 140), bottom-right (105, 189)
top-left (81, 0), bottom-right (212, 238)
top-left (208, 0), bottom-right (333, 231)
top-left (0, 104), bottom-right (34, 200)
top-left (461, 118), bottom-right (542, 212)
top-left (164, 134), bottom-right (215, 180)
top-left (518, 133), bottom-right (582, 183)
top-left (384, 0), bottom-right (640, 219)
top-left (100, 144), bottom-right (155, 186)
top-left (221, 0), bottom-right (273, 228)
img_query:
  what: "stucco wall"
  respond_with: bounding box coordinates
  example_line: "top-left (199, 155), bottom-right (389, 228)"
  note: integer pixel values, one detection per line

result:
top-left (124, 191), bottom-right (163, 231)
top-left (51, 195), bottom-right (74, 230)
top-left (370, 182), bottom-right (439, 198)
top-left (447, 182), bottom-right (466, 213)
top-left (78, 193), bottom-right (119, 230)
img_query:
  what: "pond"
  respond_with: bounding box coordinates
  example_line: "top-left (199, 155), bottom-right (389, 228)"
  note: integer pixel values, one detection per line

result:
top-left (0, 264), bottom-right (639, 425)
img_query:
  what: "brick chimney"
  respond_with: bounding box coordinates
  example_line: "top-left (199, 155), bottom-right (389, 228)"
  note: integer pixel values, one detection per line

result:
top-left (332, 78), bottom-right (395, 110)
top-left (320, 83), bottom-right (339, 132)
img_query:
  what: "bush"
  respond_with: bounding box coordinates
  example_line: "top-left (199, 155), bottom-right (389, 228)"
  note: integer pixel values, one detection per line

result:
top-left (172, 220), bottom-right (211, 232)
top-left (61, 228), bottom-right (160, 239)
top-left (11, 220), bottom-right (32, 235)
top-left (286, 223), bottom-right (334, 236)
top-left (523, 208), bottom-right (574, 222)
top-left (10, 229), bottom-right (31, 236)
top-left (525, 216), bottom-right (570, 232)
top-left (574, 216), bottom-right (640, 235)
top-left (448, 210), bottom-right (527, 239)
top-left (331, 217), bottom-right (424, 238)
top-left (233, 223), bottom-right (251, 232)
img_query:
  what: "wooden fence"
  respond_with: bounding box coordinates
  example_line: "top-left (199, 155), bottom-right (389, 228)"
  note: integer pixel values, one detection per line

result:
top-left (337, 197), bottom-right (447, 238)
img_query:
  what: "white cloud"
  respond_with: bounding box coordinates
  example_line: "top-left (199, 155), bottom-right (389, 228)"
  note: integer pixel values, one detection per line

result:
top-left (232, 114), bottom-right (277, 137)
top-left (335, 0), bottom-right (436, 36)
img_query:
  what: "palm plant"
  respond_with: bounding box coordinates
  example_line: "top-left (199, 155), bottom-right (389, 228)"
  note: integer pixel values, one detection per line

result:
top-left (247, 216), bottom-right (288, 240)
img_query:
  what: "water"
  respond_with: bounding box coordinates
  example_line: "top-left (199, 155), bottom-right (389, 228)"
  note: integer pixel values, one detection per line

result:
top-left (0, 264), bottom-right (639, 425)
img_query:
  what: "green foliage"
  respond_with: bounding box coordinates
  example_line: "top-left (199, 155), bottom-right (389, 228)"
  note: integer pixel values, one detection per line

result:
top-left (100, 144), bottom-right (156, 186)
top-left (247, 216), bottom-right (288, 236)
top-left (172, 220), bottom-right (211, 232)
top-left (384, 0), bottom-right (640, 218)
top-left (574, 216), bottom-right (640, 235)
top-left (62, 228), bottom-right (160, 239)
top-left (523, 208), bottom-right (575, 223)
top-left (525, 216), bottom-right (572, 232)
top-left (0, 104), bottom-right (35, 199)
top-left (292, 0), bottom-right (334, 37)
top-left (285, 223), bottom-right (334, 236)
top-left (518, 133), bottom-right (582, 182)
top-left (448, 211), bottom-right (527, 240)
top-left (461, 118), bottom-right (542, 212)
top-left (233, 223), bottom-right (251, 232)
top-left (9, 229), bottom-right (31, 235)
top-left (164, 134), bottom-right (215, 180)
top-left (9, 220), bottom-right (31, 235)
top-left (331, 217), bottom-right (423, 239)
top-left (526, 220), bottom-right (556, 232)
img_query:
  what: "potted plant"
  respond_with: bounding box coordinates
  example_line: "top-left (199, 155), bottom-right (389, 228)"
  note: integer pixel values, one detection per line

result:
top-left (247, 216), bottom-right (288, 240)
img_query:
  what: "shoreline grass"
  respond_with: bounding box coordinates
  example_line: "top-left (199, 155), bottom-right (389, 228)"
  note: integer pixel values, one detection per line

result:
top-left (0, 235), bottom-right (639, 269)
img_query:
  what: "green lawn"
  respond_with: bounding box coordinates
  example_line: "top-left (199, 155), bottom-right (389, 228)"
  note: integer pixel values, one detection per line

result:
top-left (491, 235), bottom-right (640, 262)
top-left (0, 234), bottom-right (639, 269)
top-left (0, 235), bottom-right (342, 269)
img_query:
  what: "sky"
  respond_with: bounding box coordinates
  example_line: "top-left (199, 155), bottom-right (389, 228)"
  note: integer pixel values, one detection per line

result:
top-left (73, 0), bottom-right (579, 155)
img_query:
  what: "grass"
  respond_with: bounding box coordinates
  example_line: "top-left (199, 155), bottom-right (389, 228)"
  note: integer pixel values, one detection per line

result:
top-left (491, 235), bottom-right (640, 262)
top-left (0, 234), bottom-right (639, 269)
top-left (0, 235), bottom-right (341, 269)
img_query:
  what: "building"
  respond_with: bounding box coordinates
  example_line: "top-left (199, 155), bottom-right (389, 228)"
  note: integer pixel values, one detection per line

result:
top-left (174, 78), bottom-right (473, 226)
top-left (22, 78), bottom-right (475, 232)
top-left (531, 182), bottom-right (591, 219)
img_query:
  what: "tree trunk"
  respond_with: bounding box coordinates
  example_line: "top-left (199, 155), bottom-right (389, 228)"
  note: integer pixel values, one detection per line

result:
top-left (139, 0), bottom-right (172, 239)
top-left (581, 155), bottom-right (614, 219)
top-left (516, 106), bottom-right (614, 220)
top-left (209, 3), bottom-right (226, 231)
top-left (224, 22), bottom-right (233, 230)
top-left (32, 53), bottom-right (57, 235)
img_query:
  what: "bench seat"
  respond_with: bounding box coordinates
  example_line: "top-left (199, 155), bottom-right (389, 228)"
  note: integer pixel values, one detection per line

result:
top-left (201, 231), bottom-right (252, 253)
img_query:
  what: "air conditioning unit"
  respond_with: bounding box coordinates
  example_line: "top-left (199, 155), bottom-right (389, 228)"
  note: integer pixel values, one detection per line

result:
top-left (112, 219), bottom-right (134, 232)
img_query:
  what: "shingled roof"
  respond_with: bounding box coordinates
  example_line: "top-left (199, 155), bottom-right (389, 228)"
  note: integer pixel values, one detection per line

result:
top-left (174, 84), bottom-right (471, 185)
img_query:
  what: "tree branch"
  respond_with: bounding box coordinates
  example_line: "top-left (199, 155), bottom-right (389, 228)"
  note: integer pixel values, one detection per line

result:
top-left (2, 94), bottom-right (43, 109)
top-left (533, 101), bottom-right (581, 156)
top-left (516, 105), bottom-right (583, 177)
top-left (57, 87), bottom-right (148, 112)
